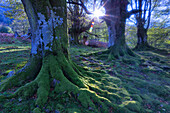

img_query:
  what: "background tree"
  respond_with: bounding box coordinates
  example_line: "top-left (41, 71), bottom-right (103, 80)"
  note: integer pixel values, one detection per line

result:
top-left (67, 0), bottom-right (94, 44)
top-left (129, 0), bottom-right (158, 50)
top-left (148, 23), bottom-right (170, 49)
top-left (100, 0), bottom-right (137, 59)
top-left (0, 0), bottom-right (12, 25)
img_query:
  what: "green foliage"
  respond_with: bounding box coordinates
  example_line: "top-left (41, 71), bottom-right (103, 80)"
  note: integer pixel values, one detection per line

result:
top-left (0, 0), bottom-right (29, 34)
top-left (125, 25), bottom-right (137, 48)
top-left (125, 24), bottom-right (170, 50)
top-left (0, 25), bottom-right (13, 33)
top-left (148, 27), bottom-right (170, 49)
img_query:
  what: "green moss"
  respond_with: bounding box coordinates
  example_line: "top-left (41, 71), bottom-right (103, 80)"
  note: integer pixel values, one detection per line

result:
top-left (1, 44), bottom-right (169, 112)
top-left (35, 56), bottom-right (50, 107)
top-left (131, 94), bottom-right (143, 103)
top-left (122, 58), bottom-right (136, 65)
top-left (117, 107), bottom-right (134, 113)
top-left (14, 81), bottom-right (38, 98)
top-left (33, 107), bottom-right (41, 113)
top-left (0, 95), bottom-right (7, 102)
top-left (148, 84), bottom-right (170, 97)
top-left (120, 101), bottom-right (141, 112)
top-left (0, 56), bottom-right (42, 92)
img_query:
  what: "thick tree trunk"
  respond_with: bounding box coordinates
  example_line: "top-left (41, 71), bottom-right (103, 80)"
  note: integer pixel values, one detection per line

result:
top-left (103, 0), bottom-right (135, 59)
top-left (69, 27), bottom-right (80, 44)
top-left (134, 25), bottom-right (151, 50)
top-left (0, 0), bottom-right (120, 112)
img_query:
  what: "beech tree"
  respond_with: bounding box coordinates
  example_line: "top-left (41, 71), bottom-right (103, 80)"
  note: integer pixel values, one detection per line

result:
top-left (101, 0), bottom-right (137, 59)
top-left (130, 0), bottom-right (158, 50)
top-left (0, 0), bottom-right (121, 112)
top-left (67, 0), bottom-right (94, 44)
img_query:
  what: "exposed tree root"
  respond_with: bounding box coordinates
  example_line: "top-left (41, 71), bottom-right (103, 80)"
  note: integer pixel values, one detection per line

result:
top-left (84, 45), bottom-right (140, 63)
top-left (133, 44), bottom-right (168, 55)
top-left (133, 43), bottom-right (156, 51)
top-left (0, 52), bottom-right (141, 112)
top-left (0, 56), bottom-right (42, 92)
top-left (107, 45), bottom-right (137, 60)
top-left (0, 53), bottom-right (120, 112)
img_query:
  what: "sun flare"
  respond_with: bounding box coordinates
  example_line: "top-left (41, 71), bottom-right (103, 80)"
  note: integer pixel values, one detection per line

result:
top-left (93, 9), bottom-right (105, 18)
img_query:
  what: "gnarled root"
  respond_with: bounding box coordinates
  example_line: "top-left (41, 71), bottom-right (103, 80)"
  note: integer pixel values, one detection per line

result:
top-left (0, 56), bottom-right (42, 92)
top-left (0, 53), bottom-right (133, 112)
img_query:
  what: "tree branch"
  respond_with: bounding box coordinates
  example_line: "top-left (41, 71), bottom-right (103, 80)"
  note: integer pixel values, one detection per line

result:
top-left (67, 0), bottom-right (92, 14)
top-left (79, 18), bottom-right (94, 33)
top-left (85, 31), bottom-right (101, 38)
top-left (127, 9), bottom-right (141, 18)
top-left (146, 0), bottom-right (151, 30)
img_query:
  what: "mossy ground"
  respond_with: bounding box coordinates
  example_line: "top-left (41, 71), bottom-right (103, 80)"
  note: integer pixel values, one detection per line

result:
top-left (0, 44), bottom-right (169, 112)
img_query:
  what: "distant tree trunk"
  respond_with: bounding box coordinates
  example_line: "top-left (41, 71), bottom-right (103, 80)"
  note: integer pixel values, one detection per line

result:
top-left (0, 0), bottom-right (115, 112)
top-left (69, 0), bottom-right (81, 44)
top-left (103, 0), bottom-right (135, 59)
top-left (69, 25), bottom-right (80, 44)
top-left (131, 0), bottom-right (156, 50)
top-left (68, 0), bottom-right (94, 45)
top-left (69, 19), bottom-right (93, 45)
top-left (135, 24), bottom-right (150, 49)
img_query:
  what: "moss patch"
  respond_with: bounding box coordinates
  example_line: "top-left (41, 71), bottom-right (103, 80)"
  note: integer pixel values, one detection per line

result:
top-left (0, 45), bottom-right (169, 112)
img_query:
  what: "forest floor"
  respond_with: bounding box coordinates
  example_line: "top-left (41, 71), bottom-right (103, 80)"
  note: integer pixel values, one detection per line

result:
top-left (0, 43), bottom-right (169, 113)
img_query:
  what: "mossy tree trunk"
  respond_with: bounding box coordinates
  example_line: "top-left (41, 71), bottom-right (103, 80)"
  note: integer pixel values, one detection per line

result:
top-left (133, 12), bottom-right (151, 50)
top-left (69, 0), bottom-right (81, 44)
top-left (103, 0), bottom-right (135, 59)
top-left (0, 0), bottom-right (116, 112)
top-left (131, 0), bottom-right (155, 51)
top-left (134, 23), bottom-right (150, 50)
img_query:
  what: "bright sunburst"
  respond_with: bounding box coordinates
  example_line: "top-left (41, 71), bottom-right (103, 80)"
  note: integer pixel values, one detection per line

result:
top-left (92, 9), bottom-right (105, 18)
top-left (90, 6), bottom-right (105, 20)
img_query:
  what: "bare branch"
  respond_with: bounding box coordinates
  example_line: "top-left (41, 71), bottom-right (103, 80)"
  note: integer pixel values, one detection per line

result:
top-left (80, 18), bottom-right (94, 33)
top-left (127, 9), bottom-right (141, 18)
top-left (67, 0), bottom-right (92, 14)
top-left (85, 31), bottom-right (101, 38)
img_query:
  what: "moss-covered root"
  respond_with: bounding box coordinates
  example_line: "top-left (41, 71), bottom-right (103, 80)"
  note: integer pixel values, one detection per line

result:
top-left (133, 43), bottom-right (154, 51)
top-left (107, 45), bottom-right (137, 60)
top-left (49, 54), bottom-right (116, 112)
top-left (0, 53), bottom-right (116, 112)
top-left (35, 56), bottom-right (50, 108)
top-left (0, 56), bottom-right (42, 92)
top-left (77, 88), bottom-right (116, 112)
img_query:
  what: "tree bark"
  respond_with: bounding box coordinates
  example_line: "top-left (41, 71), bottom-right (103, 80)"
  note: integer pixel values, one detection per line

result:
top-left (0, 0), bottom-right (117, 112)
top-left (132, 0), bottom-right (155, 50)
top-left (103, 0), bottom-right (135, 59)
top-left (134, 24), bottom-right (150, 50)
